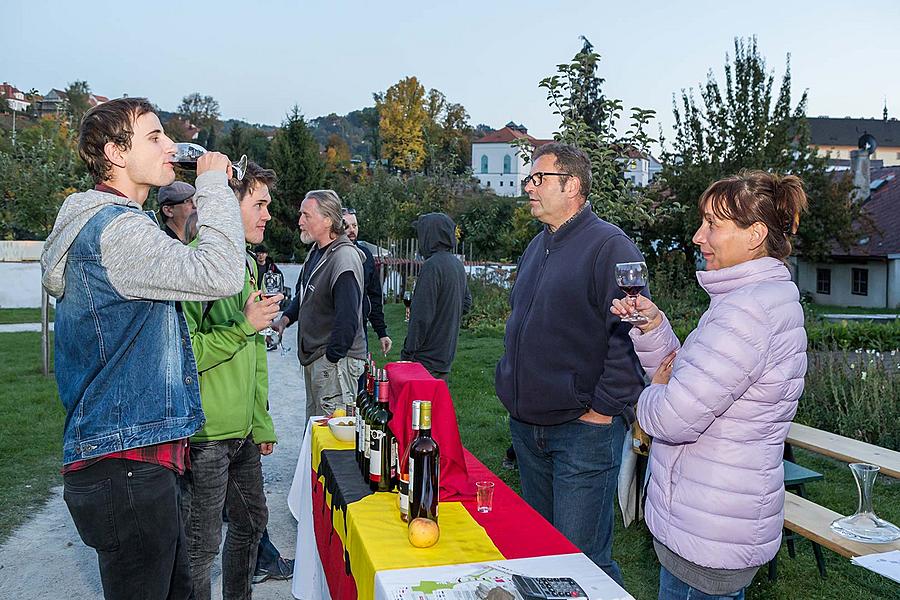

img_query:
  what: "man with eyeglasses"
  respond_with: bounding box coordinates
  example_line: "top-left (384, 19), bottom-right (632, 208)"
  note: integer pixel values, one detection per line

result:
top-left (342, 207), bottom-right (392, 357)
top-left (158, 180), bottom-right (198, 243)
top-left (494, 142), bottom-right (646, 587)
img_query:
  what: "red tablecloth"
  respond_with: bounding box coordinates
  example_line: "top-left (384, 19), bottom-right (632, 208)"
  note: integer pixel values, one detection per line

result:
top-left (385, 362), bottom-right (472, 498)
top-left (461, 451), bottom-right (578, 558)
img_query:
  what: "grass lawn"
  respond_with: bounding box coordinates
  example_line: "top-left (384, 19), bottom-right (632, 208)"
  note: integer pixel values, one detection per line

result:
top-left (0, 307), bottom-right (54, 324)
top-left (377, 303), bottom-right (900, 600)
top-left (0, 332), bottom-right (63, 544)
top-left (1, 304), bottom-right (896, 598)
top-left (806, 303), bottom-right (900, 316)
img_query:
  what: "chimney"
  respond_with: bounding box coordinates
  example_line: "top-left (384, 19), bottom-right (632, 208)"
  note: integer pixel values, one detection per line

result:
top-left (849, 149), bottom-right (870, 203)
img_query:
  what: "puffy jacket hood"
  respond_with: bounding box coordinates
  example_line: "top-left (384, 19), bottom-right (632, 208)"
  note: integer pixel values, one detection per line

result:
top-left (41, 189), bottom-right (140, 298)
top-left (415, 213), bottom-right (456, 259)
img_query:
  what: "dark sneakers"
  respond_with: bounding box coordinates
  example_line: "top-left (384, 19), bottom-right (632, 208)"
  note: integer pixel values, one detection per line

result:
top-left (252, 556), bottom-right (295, 584)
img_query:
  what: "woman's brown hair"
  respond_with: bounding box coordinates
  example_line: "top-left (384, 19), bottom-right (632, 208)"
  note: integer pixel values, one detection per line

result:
top-left (699, 170), bottom-right (809, 261)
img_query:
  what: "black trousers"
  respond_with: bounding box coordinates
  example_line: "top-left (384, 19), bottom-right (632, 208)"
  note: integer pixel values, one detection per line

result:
top-left (63, 458), bottom-right (191, 600)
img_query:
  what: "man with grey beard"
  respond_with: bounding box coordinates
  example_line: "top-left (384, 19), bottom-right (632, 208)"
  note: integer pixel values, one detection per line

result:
top-left (273, 189), bottom-right (366, 418)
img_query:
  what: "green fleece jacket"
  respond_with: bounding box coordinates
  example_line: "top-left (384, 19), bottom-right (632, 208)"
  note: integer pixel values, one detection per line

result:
top-left (184, 250), bottom-right (276, 443)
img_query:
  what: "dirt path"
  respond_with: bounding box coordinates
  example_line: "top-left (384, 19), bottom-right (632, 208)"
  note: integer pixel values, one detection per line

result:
top-left (0, 323), bottom-right (307, 599)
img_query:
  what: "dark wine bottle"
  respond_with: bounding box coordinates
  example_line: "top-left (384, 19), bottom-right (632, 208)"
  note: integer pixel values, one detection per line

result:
top-left (398, 400), bottom-right (421, 522)
top-left (368, 374), bottom-right (394, 492)
top-left (408, 400), bottom-right (440, 524)
top-left (361, 368), bottom-right (380, 481)
top-left (356, 358), bottom-right (375, 471)
top-left (363, 369), bottom-right (382, 481)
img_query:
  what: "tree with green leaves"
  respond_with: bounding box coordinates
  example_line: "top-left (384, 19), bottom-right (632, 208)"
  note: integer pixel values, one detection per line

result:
top-left (0, 117), bottom-right (91, 239)
top-left (65, 80), bottom-right (92, 125)
top-left (351, 105), bottom-right (381, 162)
top-left (178, 93), bottom-right (221, 149)
top-left (571, 37), bottom-right (609, 135)
top-left (657, 36), bottom-right (857, 267)
top-left (218, 123), bottom-right (271, 165)
top-left (422, 88), bottom-right (473, 176)
top-left (267, 106), bottom-right (325, 259)
top-left (515, 39), bottom-right (657, 241)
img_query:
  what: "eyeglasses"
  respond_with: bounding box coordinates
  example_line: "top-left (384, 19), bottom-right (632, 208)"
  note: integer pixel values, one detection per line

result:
top-left (341, 208), bottom-right (357, 215)
top-left (521, 172), bottom-right (571, 188)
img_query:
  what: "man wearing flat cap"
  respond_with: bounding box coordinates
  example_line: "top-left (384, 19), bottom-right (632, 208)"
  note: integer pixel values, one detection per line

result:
top-left (159, 180), bottom-right (197, 243)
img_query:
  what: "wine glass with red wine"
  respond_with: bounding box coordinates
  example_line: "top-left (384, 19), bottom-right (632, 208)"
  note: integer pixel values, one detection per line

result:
top-left (614, 261), bottom-right (648, 324)
top-left (403, 291), bottom-right (412, 322)
top-left (171, 143), bottom-right (249, 181)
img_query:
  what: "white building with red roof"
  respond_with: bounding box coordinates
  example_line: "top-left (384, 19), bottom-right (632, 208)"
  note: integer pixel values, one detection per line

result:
top-left (0, 82), bottom-right (30, 112)
top-left (471, 122), bottom-right (551, 197)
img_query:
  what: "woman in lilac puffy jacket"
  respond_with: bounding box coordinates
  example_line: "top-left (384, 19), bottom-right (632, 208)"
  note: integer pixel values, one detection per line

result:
top-left (611, 171), bottom-right (808, 600)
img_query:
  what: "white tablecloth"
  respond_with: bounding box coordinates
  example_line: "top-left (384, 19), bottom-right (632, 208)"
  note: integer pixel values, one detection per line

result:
top-left (376, 554), bottom-right (634, 600)
top-left (288, 417), bottom-right (331, 600)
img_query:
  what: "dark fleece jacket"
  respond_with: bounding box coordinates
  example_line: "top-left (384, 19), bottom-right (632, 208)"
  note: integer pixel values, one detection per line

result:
top-left (400, 213), bottom-right (472, 374)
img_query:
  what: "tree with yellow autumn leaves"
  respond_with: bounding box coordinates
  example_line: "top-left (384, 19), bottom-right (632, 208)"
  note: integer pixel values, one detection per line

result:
top-left (376, 76), bottom-right (428, 172)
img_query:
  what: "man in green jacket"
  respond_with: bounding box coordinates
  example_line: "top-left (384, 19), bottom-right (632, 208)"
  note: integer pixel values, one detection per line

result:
top-left (181, 162), bottom-right (283, 600)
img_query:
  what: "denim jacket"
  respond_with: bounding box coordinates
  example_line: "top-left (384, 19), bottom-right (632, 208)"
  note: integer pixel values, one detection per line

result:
top-left (55, 205), bottom-right (205, 464)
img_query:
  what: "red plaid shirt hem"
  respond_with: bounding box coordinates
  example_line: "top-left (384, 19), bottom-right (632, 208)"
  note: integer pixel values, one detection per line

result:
top-left (62, 439), bottom-right (190, 475)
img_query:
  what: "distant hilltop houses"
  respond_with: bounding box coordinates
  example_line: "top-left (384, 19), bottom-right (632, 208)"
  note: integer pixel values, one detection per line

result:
top-left (470, 122), bottom-right (662, 197)
top-left (1, 80), bottom-right (204, 139)
top-left (0, 82), bottom-right (109, 116)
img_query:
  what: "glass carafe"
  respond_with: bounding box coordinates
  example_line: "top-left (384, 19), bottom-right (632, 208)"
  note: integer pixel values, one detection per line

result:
top-left (830, 463), bottom-right (900, 543)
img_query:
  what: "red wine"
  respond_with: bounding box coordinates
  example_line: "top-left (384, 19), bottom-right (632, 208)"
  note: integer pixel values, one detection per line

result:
top-left (618, 285), bottom-right (643, 296)
top-left (355, 357), bottom-right (374, 470)
top-left (398, 400), bottom-right (421, 522)
top-left (170, 160), bottom-right (198, 171)
top-left (408, 401), bottom-right (439, 524)
top-left (360, 368), bottom-right (380, 481)
top-left (368, 375), bottom-right (395, 492)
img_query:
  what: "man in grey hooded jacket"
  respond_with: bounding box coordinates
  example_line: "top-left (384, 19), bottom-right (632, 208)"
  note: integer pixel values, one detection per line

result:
top-left (41, 97), bottom-right (245, 599)
top-left (400, 212), bottom-right (472, 381)
top-left (275, 189), bottom-right (367, 418)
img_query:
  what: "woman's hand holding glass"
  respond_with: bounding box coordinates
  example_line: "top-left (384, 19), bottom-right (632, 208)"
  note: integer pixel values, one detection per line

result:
top-left (610, 294), bottom-right (663, 333)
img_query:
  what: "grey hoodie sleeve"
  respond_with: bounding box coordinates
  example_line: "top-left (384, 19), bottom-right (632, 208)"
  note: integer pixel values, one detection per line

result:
top-left (101, 171), bottom-right (245, 301)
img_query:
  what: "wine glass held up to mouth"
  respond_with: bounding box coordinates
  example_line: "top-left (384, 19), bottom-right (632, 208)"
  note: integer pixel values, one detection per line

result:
top-left (171, 143), bottom-right (248, 181)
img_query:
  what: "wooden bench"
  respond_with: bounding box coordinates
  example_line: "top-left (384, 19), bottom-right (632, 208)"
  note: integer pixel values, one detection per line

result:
top-left (786, 423), bottom-right (900, 479)
top-left (783, 492), bottom-right (900, 558)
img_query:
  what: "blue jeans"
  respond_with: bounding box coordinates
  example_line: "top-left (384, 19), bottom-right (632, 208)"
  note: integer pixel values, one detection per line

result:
top-left (658, 566), bottom-right (745, 600)
top-left (255, 528), bottom-right (280, 570)
top-left (509, 415), bottom-right (626, 587)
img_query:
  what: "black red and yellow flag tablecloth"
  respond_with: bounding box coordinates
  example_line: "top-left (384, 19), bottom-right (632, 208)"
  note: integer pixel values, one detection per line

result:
top-left (308, 421), bottom-right (579, 600)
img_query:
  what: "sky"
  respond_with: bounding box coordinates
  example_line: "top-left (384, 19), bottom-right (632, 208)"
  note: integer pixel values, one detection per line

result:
top-left (5, 0), bottom-right (899, 153)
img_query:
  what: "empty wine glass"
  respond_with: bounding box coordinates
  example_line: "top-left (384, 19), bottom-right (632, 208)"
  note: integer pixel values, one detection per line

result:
top-left (615, 262), bottom-right (649, 324)
top-left (259, 271), bottom-right (283, 337)
top-left (171, 143), bottom-right (248, 181)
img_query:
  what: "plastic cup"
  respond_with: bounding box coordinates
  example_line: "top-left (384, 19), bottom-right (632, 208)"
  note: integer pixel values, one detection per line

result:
top-left (476, 480), bottom-right (495, 513)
